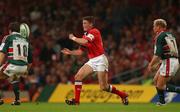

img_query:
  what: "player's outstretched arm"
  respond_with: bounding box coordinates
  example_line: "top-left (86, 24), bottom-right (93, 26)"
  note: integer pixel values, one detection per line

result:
top-left (61, 48), bottom-right (83, 56)
top-left (69, 34), bottom-right (88, 45)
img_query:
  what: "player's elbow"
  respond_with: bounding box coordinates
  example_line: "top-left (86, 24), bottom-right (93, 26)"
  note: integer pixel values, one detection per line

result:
top-left (74, 49), bottom-right (83, 56)
top-left (77, 50), bottom-right (84, 55)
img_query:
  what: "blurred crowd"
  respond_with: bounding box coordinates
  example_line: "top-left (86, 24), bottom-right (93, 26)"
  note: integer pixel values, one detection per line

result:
top-left (0, 0), bottom-right (180, 98)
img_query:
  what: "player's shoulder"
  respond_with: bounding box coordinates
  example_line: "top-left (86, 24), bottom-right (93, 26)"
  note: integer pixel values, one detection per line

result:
top-left (2, 33), bottom-right (25, 43)
top-left (157, 31), bottom-right (168, 39)
top-left (159, 31), bottom-right (166, 36)
top-left (1, 34), bottom-right (11, 43)
top-left (164, 31), bottom-right (175, 37)
top-left (160, 31), bottom-right (174, 39)
top-left (89, 28), bottom-right (100, 34)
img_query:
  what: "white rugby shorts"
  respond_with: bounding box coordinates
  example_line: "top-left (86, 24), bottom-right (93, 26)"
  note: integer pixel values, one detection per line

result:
top-left (0, 63), bottom-right (27, 78)
top-left (85, 54), bottom-right (109, 72)
top-left (159, 58), bottom-right (179, 77)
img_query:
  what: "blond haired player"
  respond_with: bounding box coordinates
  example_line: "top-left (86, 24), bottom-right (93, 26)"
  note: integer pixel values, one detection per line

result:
top-left (148, 19), bottom-right (179, 106)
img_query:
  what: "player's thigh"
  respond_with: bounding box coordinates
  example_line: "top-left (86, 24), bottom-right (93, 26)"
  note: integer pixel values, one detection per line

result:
top-left (156, 75), bottom-right (171, 89)
top-left (97, 71), bottom-right (109, 89)
top-left (2, 64), bottom-right (27, 81)
top-left (0, 65), bottom-right (9, 79)
top-left (153, 70), bottom-right (160, 86)
top-left (75, 64), bottom-right (93, 80)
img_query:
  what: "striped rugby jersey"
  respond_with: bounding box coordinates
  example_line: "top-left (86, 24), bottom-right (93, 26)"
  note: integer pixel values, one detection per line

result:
top-left (0, 32), bottom-right (32, 65)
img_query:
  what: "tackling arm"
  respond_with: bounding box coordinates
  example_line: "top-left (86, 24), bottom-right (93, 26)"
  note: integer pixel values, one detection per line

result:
top-left (61, 48), bottom-right (83, 56)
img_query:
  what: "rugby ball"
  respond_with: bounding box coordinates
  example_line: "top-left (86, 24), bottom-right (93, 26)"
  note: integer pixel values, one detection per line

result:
top-left (20, 23), bottom-right (30, 38)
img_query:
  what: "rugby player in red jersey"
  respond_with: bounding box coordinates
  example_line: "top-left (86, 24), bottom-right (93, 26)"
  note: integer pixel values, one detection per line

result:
top-left (61, 16), bottom-right (128, 105)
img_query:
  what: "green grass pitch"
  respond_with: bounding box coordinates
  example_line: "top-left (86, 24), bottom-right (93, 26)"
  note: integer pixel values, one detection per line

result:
top-left (0, 102), bottom-right (179, 112)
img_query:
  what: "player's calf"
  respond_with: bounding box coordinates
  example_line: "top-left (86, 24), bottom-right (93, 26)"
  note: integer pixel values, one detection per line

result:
top-left (99, 82), bottom-right (109, 91)
top-left (101, 85), bottom-right (129, 105)
top-left (0, 99), bottom-right (4, 105)
top-left (156, 87), bottom-right (166, 104)
top-left (11, 80), bottom-right (20, 104)
top-left (74, 74), bottom-right (83, 81)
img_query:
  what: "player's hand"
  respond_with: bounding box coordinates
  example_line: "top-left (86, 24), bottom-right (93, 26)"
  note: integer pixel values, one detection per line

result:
top-left (23, 71), bottom-right (28, 77)
top-left (147, 62), bottom-right (160, 72)
top-left (61, 48), bottom-right (71, 55)
top-left (147, 64), bottom-right (153, 72)
top-left (69, 34), bottom-right (76, 41)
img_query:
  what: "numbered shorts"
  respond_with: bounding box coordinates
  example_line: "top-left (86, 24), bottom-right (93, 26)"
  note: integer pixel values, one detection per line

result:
top-left (0, 63), bottom-right (27, 78)
top-left (85, 54), bottom-right (109, 72)
top-left (159, 58), bottom-right (179, 77)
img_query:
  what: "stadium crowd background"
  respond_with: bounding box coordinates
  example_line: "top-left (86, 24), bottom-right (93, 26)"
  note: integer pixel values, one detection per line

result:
top-left (0, 0), bottom-right (179, 100)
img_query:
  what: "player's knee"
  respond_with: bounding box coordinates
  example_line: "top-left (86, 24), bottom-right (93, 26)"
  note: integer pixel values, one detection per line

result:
top-left (156, 85), bottom-right (163, 90)
top-left (156, 84), bottom-right (166, 90)
top-left (153, 78), bottom-right (157, 86)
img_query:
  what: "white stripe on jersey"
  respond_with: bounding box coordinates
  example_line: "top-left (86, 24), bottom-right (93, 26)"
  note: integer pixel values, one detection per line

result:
top-left (0, 43), bottom-right (5, 51)
top-left (86, 33), bottom-right (94, 41)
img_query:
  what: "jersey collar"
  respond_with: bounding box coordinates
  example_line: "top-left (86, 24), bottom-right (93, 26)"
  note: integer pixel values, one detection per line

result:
top-left (154, 30), bottom-right (165, 40)
top-left (87, 27), bottom-right (94, 32)
top-left (153, 30), bottom-right (165, 44)
top-left (156, 30), bottom-right (165, 35)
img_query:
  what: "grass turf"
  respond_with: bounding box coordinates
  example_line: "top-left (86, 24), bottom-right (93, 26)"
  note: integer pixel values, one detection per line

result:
top-left (0, 102), bottom-right (179, 112)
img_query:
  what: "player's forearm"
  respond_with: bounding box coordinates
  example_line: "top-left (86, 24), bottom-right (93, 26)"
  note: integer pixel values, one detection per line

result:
top-left (70, 49), bottom-right (83, 55)
top-left (0, 52), bottom-right (5, 66)
top-left (27, 63), bottom-right (32, 70)
top-left (149, 55), bottom-right (161, 66)
top-left (72, 37), bottom-right (88, 45)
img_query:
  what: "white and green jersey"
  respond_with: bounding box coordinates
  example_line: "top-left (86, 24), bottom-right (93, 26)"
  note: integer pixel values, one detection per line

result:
top-left (0, 32), bottom-right (32, 65)
top-left (154, 31), bottom-right (179, 60)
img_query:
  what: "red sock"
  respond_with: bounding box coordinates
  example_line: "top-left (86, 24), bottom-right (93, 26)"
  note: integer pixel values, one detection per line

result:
top-left (110, 85), bottom-right (127, 98)
top-left (75, 81), bottom-right (82, 103)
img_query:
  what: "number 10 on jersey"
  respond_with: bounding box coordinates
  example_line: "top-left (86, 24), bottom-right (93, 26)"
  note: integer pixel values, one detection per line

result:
top-left (13, 40), bottom-right (28, 62)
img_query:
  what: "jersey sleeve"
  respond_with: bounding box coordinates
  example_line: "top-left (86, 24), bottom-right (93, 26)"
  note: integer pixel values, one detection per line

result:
top-left (83, 30), bottom-right (96, 42)
top-left (0, 36), bottom-right (9, 54)
top-left (28, 45), bottom-right (33, 64)
top-left (155, 35), bottom-right (163, 57)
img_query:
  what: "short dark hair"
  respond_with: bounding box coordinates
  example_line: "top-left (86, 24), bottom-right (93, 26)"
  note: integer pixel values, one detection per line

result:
top-left (82, 16), bottom-right (95, 25)
top-left (8, 22), bottom-right (20, 32)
